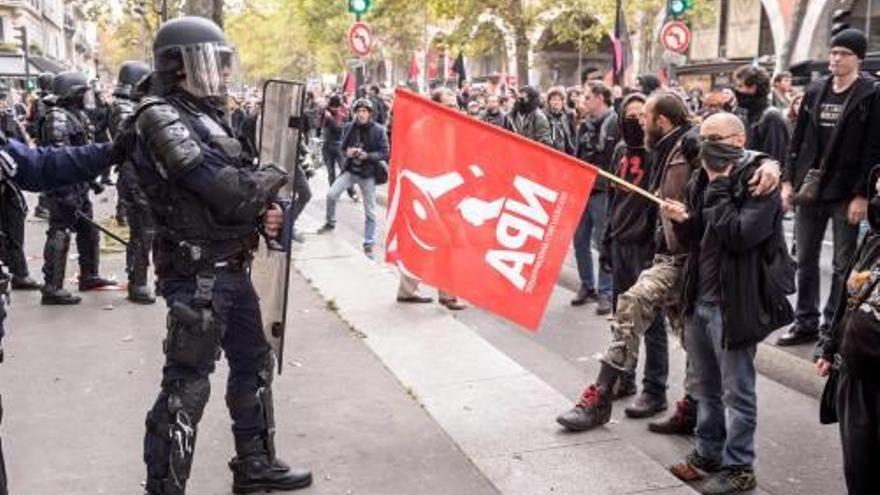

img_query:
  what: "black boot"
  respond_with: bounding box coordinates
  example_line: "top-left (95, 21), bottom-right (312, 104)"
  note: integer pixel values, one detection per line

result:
top-left (11, 275), bottom-right (41, 291)
top-left (648, 395), bottom-right (698, 435)
top-left (128, 285), bottom-right (156, 304)
top-left (79, 275), bottom-right (118, 291)
top-left (229, 437), bottom-right (312, 494)
top-left (556, 384), bottom-right (613, 431)
top-left (41, 230), bottom-right (80, 305)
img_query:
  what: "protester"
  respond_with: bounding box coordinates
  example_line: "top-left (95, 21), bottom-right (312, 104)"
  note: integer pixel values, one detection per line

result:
top-left (556, 93), bottom-right (783, 436)
top-left (396, 87), bottom-right (467, 311)
top-left (663, 112), bottom-right (789, 494)
top-left (772, 71), bottom-right (793, 109)
top-left (732, 64), bottom-right (790, 164)
top-left (322, 94), bottom-right (358, 202)
top-left (503, 85), bottom-right (552, 146)
top-left (778, 28), bottom-right (880, 355)
top-left (702, 89), bottom-right (736, 117)
top-left (545, 86), bottom-right (576, 155)
top-left (601, 93), bottom-right (670, 418)
top-left (367, 84), bottom-right (389, 126)
top-left (480, 93), bottom-right (506, 128)
top-left (817, 167), bottom-right (880, 495)
top-left (571, 81), bottom-right (618, 314)
top-left (318, 97), bottom-right (386, 259)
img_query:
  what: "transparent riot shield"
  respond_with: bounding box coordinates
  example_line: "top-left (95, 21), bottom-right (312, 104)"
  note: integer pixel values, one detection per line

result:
top-left (251, 79), bottom-right (306, 374)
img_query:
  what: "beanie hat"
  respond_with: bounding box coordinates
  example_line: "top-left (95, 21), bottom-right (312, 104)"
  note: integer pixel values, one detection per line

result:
top-left (831, 28), bottom-right (868, 59)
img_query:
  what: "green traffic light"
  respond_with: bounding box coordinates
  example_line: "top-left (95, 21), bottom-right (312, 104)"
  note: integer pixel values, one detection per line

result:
top-left (669, 0), bottom-right (686, 16)
top-left (349, 0), bottom-right (370, 14)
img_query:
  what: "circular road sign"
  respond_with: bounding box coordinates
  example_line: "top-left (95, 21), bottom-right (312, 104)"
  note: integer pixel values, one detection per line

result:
top-left (660, 21), bottom-right (691, 54)
top-left (348, 21), bottom-right (374, 58)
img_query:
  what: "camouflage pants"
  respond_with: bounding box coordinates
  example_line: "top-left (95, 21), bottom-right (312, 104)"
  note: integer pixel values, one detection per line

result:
top-left (602, 254), bottom-right (686, 374)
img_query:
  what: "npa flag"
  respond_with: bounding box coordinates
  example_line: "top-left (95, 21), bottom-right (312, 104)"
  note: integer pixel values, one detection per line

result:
top-left (385, 89), bottom-right (597, 330)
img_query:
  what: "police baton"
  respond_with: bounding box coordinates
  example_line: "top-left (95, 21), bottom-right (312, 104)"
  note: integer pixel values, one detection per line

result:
top-left (74, 210), bottom-right (129, 247)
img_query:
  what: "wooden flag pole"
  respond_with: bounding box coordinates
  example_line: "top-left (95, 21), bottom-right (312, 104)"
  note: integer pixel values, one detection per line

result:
top-left (577, 161), bottom-right (666, 206)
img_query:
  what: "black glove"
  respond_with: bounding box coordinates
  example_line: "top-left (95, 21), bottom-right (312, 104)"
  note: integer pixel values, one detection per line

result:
top-left (109, 124), bottom-right (135, 166)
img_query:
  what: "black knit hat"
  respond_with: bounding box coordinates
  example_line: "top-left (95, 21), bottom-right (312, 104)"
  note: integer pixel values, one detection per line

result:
top-left (831, 28), bottom-right (868, 60)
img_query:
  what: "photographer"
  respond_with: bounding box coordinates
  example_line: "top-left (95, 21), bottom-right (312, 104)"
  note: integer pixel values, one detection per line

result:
top-left (318, 98), bottom-right (387, 259)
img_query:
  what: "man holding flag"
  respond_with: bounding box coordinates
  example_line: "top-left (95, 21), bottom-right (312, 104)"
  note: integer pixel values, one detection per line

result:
top-left (556, 93), bottom-right (782, 434)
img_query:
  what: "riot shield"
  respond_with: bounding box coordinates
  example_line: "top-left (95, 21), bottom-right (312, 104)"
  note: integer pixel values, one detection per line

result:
top-left (251, 79), bottom-right (306, 374)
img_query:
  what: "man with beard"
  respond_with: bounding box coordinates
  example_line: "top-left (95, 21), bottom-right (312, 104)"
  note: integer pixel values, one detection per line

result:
top-left (480, 94), bottom-right (506, 128)
top-left (503, 85), bottom-right (552, 146)
top-left (556, 92), bottom-right (782, 434)
top-left (571, 82), bottom-right (618, 315)
top-left (777, 29), bottom-right (880, 355)
top-left (732, 65), bottom-right (789, 165)
top-left (599, 93), bottom-right (670, 420)
top-left (546, 86), bottom-right (576, 155)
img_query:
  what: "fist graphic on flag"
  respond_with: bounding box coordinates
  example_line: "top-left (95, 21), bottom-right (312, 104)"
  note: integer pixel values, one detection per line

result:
top-left (385, 90), bottom-right (598, 330)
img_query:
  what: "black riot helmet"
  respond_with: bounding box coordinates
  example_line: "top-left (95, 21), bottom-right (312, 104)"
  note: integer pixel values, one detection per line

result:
top-left (115, 60), bottom-right (151, 98)
top-left (37, 72), bottom-right (54, 93)
top-left (52, 71), bottom-right (89, 103)
top-left (152, 16), bottom-right (236, 98)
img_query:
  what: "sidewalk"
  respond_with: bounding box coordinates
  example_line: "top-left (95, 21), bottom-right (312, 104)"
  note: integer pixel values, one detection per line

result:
top-left (4, 192), bottom-right (497, 494)
top-left (292, 231), bottom-right (696, 495)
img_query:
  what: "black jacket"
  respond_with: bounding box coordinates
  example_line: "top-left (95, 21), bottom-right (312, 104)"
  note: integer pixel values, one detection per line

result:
top-left (339, 120), bottom-right (389, 178)
top-left (743, 102), bottom-right (789, 166)
top-left (575, 110), bottom-right (619, 193)
top-left (676, 152), bottom-right (788, 349)
top-left (785, 74), bottom-right (880, 201)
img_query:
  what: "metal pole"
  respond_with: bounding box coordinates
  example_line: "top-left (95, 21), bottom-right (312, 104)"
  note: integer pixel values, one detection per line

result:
top-left (867, 0), bottom-right (873, 46)
top-left (161, 0), bottom-right (168, 21)
top-left (22, 27), bottom-right (29, 95)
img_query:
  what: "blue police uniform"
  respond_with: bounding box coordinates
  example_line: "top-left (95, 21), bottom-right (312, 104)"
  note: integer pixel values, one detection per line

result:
top-left (130, 90), bottom-right (293, 494)
top-left (0, 139), bottom-right (115, 494)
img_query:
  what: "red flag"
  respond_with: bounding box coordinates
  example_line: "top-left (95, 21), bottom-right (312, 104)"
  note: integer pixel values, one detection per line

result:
top-left (343, 72), bottom-right (356, 96)
top-left (385, 89), bottom-right (597, 330)
top-left (408, 53), bottom-right (420, 82)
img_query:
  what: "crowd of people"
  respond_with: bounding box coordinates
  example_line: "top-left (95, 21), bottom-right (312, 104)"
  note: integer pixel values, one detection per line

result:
top-left (0, 13), bottom-right (877, 495)
top-left (297, 27), bottom-right (880, 495)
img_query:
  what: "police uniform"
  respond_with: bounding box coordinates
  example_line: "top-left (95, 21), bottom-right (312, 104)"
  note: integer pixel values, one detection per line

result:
top-left (132, 17), bottom-right (311, 495)
top-left (111, 61), bottom-right (156, 304)
top-left (0, 137), bottom-right (122, 495)
top-left (39, 89), bottom-right (107, 304)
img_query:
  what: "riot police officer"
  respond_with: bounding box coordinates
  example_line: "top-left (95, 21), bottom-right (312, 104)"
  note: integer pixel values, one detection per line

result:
top-left (0, 82), bottom-right (40, 291)
top-left (0, 133), bottom-right (131, 495)
top-left (31, 72), bottom-right (55, 220)
top-left (39, 70), bottom-right (117, 305)
top-left (110, 60), bottom-right (156, 304)
top-left (131, 17), bottom-right (311, 494)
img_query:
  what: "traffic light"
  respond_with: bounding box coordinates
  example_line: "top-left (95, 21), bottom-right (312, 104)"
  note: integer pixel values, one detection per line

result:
top-left (668, 0), bottom-right (693, 18)
top-left (12, 26), bottom-right (27, 53)
top-left (348, 0), bottom-right (371, 16)
top-left (831, 9), bottom-right (852, 36)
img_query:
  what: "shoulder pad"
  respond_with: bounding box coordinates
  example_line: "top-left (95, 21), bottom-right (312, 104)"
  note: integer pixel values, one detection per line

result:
top-left (43, 108), bottom-right (69, 144)
top-left (135, 97), bottom-right (203, 181)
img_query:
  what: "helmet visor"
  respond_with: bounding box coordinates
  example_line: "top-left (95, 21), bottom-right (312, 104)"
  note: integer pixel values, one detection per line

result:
top-left (180, 42), bottom-right (236, 98)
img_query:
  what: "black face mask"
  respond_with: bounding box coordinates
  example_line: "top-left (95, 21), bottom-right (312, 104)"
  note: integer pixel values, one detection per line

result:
top-left (734, 90), bottom-right (763, 111)
top-left (621, 117), bottom-right (645, 148)
top-left (869, 196), bottom-right (880, 230)
top-left (699, 141), bottom-right (745, 173)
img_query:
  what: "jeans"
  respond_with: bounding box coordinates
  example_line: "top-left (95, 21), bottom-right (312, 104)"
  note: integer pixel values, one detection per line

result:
top-left (794, 201), bottom-right (859, 336)
top-left (322, 145), bottom-right (343, 186)
top-left (686, 302), bottom-right (757, 467)
top-left (611, 240), bottom-right (668, 399)
top-left (573, 191), bottom-right (612, 298)
top-left (326, 171), bottom-right (377, 248)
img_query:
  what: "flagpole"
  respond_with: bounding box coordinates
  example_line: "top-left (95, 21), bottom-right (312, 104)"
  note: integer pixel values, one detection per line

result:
top-left (579, 161), bottom-right (665, 206)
